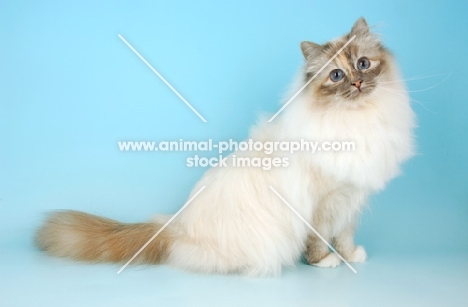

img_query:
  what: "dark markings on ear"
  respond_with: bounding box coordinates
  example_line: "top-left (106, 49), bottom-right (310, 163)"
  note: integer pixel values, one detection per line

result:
top-left (350, 17), bottom-right (369, 37)
top-left (300, 41), bottom-right (322, 60)
top-left (302, 17), bottom-right (392, 102)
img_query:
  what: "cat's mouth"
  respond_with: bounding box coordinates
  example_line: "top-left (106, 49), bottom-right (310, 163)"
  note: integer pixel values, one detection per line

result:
top-left (348, 84), bottom-right (373, 99)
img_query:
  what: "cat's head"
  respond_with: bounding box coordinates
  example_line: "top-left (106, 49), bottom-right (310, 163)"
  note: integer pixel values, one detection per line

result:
top-left (300, 18), bottom-right (392, 108)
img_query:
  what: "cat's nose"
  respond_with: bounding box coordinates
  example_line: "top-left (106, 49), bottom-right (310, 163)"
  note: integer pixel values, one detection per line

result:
top-left (351, 80), bottom-right (363, 89)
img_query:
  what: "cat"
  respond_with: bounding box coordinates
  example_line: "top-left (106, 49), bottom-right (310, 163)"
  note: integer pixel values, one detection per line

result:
top-left (35, 18), bottom-right (415, 276)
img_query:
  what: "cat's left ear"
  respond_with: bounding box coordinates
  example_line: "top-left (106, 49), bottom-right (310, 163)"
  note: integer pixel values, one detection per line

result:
top-left (350, 17), bottom-right (369, 36)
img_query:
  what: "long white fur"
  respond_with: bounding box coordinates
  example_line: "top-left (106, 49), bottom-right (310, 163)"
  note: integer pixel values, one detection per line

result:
top-left (162, 51), bottom-right (414, 276)
top-left (127, 19), bottom-right (414, 278)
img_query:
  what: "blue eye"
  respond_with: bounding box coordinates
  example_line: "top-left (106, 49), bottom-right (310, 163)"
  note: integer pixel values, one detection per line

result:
top-left (357, 57), bottom-right (370, 70)
top-left (330, 69), bottom-right (344, 82)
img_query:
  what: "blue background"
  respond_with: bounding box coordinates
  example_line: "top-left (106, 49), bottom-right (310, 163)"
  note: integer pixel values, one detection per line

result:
top-left (1, 1), bottom-right (467, 306)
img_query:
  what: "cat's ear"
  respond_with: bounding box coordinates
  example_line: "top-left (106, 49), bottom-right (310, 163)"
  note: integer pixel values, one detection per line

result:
top-left (350, 17), bottom-right (369, 36)
top-left (300, 41), bottom-right (322, 60)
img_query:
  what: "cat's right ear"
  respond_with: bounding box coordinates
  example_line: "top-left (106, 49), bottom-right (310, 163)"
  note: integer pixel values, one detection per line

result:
top-left (350, 17), bottom-right (369, 36)
top-left (300, 41), bottom-right (322, 60)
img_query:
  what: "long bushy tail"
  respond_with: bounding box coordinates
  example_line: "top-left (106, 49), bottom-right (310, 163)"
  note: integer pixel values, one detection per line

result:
top-left (35, 210), bottom-right (173, 264)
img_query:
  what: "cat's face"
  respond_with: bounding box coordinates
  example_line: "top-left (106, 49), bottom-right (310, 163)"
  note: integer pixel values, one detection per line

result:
top-left (301, 18), bottom-right (392, 107)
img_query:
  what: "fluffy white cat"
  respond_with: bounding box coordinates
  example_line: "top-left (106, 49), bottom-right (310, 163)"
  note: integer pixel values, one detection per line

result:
top-left (36, 18), bottom-right (415, 276)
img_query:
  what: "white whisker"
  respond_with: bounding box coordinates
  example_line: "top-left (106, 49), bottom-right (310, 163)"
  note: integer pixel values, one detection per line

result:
top-left (406, 72), bottom-right (451, 93)
top-left (380, 72), bottom-right (451, 94)
top-left (378, 72), bottom-right (451, 84)
top-left (379, 86), bottom-right (436, 114)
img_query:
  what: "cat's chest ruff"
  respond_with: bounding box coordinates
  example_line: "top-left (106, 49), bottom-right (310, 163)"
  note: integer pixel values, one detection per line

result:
top-left (305, 109), bottom-right (406, 190)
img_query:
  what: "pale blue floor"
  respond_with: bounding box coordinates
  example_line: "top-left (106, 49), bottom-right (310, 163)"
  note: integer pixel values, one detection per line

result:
top-left (2, 232), bottom-right (467, 307)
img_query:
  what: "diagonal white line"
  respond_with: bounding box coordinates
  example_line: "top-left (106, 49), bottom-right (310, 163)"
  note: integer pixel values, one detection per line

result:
top-left (268, 35), bottom-right (356, 122)
top-left (118, 34), bottom-right (207, 123)
top-left (269, 186), bottom-right (357, 274)
top-left (117, 185), bottom-right (206, 274)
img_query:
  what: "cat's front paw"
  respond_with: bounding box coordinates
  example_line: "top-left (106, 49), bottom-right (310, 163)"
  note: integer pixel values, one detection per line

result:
top-left (347, 246), bottom-right (367, 263)
top-left (311, 252), bottom-right (341, 268)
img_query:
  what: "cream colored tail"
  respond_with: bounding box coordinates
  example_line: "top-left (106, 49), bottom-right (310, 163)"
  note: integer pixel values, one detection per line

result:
top-left (35, 210), bottom-right (173, 264)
